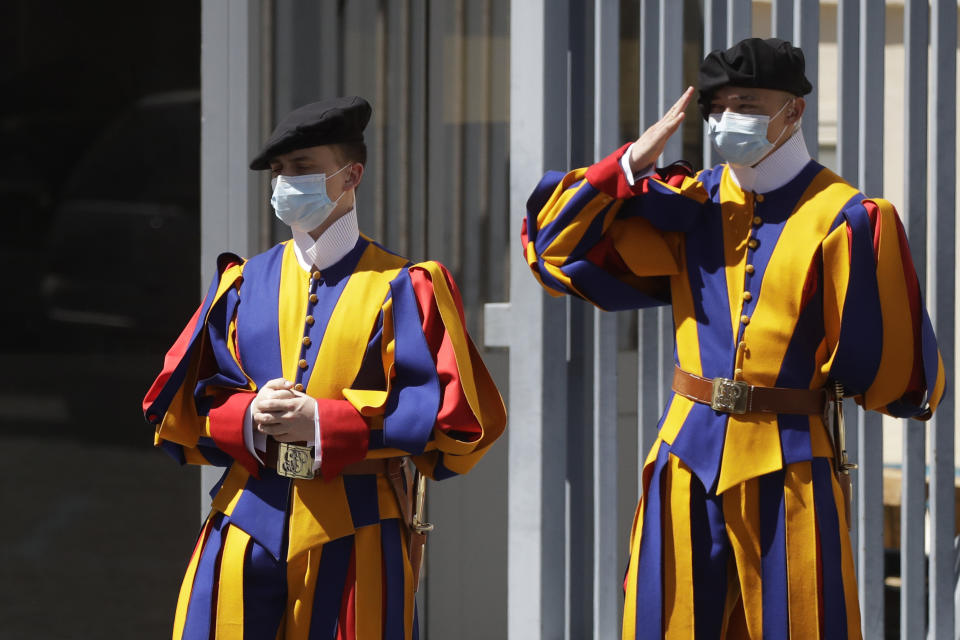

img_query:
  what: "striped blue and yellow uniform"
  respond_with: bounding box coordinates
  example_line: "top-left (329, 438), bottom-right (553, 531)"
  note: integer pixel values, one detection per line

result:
top-left (143, 235), bottom-right (506, 640)
top-left (523, 143), bottom-right (944, 640)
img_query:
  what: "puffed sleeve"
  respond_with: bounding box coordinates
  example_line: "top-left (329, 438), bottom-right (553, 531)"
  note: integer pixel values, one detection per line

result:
top-left (522, 142), bottom-right (709, 310)
top-left (141, 253), bottom-right (261, 474)
top-left (823, 197), bottom-right (945, 419)
top-left (314, 260), bottom-right (506, 480)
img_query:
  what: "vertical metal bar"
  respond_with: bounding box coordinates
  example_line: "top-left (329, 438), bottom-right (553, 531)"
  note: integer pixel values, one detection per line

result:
top-left (200, 0), bottom-right (265, 517)
top-left (772, 0), bottom-right (792, 39)
top-left (506, 1), bottom-right (570, 637)
top-left (637, 0), bottom-right (661, 495)
top-left (855, 4), bottom-right (885, 637)
top-left (928, 1), bottom-right (956, 638)
top-left (409, 0), bottom-right (428, 261)
top-left (836, 0), bottom-right (859, 182)
top-left (900, 4), bottom-right (928, 637)
top-left (726, 0), bottom-right (751, 47)
top-left (384, 0), bottom-right (411, 257)
top-left (593, 3), bottom-right (619, 635)
top-left (702, 0), bottom-right (726, 168)
top-left (793, 0), bottom-right (818, 158)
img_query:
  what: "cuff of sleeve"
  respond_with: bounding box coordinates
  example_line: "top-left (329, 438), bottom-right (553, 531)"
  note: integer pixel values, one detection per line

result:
top-left (619, 143), bottom-right (655, 186)
top-left (316, 398), bottom-right (369, 481)
top-left (209, 391), bottom-right (260, 476)
top-left (242, 402), bottom-right (265, 464)
top-left (313, 400), bottom-right (322, 472)
top-left (586, 142), bottom-right (647, 199)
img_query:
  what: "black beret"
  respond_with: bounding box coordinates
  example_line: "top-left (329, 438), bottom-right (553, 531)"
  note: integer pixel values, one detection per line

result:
top-left (697, 38), bottom-right (812, 120)
top-left (249, 96), bottom-right (372, 170)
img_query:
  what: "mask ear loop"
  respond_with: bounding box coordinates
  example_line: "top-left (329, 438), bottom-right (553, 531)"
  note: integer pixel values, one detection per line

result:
top-left (770, 98), bottom-right (800, 147)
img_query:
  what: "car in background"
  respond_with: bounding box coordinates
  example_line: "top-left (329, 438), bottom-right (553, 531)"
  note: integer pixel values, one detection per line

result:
top-left (41, 90), bottom-right (200, 351)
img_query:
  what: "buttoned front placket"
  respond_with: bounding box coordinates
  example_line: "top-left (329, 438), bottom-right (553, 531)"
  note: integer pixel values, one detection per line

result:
top-left (294, 270), bottom-right (324, 392)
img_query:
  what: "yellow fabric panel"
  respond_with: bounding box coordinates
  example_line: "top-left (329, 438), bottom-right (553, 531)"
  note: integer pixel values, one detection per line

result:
top-left (173, 516), bottom-right (215, 640)
top-left (862, 199), bottom-right (916, 410)
top-left (663, 454), bottom-right (695, 640)
top-left (215, 524), bottom-right (251, 640)
top-left (719, 169), bottom-right (752, 343)
top-left (278, 241), bottom-right (309, 384)
top-left (809, 416), bottom-right (836, 458)
top-left (284, 546), bottom-right (322, 640)
top-left (608, 216), bottom-right (683, 277)
top-left (746, 170), bottom-right (859, 388)
top-left (622, 439), bottom-right (663, 640)
top-left (402, 528), bottom-right (415, 640)
top-left (376, 475), bottom-right (403, 521)
top-left (535, 168), bottom-right (589, 228)
top-left (819, 224), bottom-right (851, 378)
top-left (211, 464), bottom-right (251, 517)
top-left (647, 173), bottom-right (711, 204)
top-left (831, 472), bottom-right (862, 639)
top-left (183, 446), bottom-right (213, 466)
top-left (354, 524), bottom-right (384, 639)
top-left (307, 246), bottom-right (404, 400)
top-left (784, 463), bottom-right (821, 639)
top-left (658, 395), bottom-right (695, 445)
top-left (723, 479), bottom-right (764, 640)
top-left (540, 187), bottom-right (615, 264)
top-left (287, 476), bottom-right (354, 560)
top-left (671, 270), bottom-right (703, 377)
top-left (717, 415), bottom-right (782, 495)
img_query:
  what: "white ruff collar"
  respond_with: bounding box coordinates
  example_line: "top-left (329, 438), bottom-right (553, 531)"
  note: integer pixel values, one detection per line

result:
top-left (291, 207), bottom-right (360, 271)
top-left (726, 129), bottom-right (812, 194)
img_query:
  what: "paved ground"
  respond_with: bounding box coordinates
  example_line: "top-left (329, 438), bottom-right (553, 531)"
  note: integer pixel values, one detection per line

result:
top-left (0, 349), bottom-right (200, 639)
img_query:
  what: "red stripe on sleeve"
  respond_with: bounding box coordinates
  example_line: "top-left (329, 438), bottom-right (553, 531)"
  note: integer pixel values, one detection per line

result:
top-left (585, 143), bottom-right (642, 199)
top-left (207, 391), bottom-right (259, 475)
top-left (317, 398), bottom-right (370, 481)
top-left (409, 266), bottom-right (482, 440)
top-left (142, 302), bottom-right (204, 418)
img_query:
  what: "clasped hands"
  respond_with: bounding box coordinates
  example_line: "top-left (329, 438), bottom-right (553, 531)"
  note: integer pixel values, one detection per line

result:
top-left (251, 378), bottom-right (316, 442)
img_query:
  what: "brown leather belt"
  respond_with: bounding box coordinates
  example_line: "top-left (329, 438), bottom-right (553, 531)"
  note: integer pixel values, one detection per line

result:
top-left (672, 366), bottom-right (826, 415)
top-left (262, 439), bottom-right (392, 478)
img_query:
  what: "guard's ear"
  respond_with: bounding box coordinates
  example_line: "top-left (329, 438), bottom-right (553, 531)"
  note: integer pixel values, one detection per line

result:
top-left (786, 97), bottom-right (806, 123)
top-left (343, 162), bottom-right (365, 190)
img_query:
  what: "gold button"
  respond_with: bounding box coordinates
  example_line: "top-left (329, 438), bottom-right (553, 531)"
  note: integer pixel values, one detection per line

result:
top-left (309, 293), bottom-right (318, 303)
top-left (742, 291), bottom-right (752, 302)
top-left (755, 193), bottom-right (764, 202)
top-left (294, 383), bottom-right (304, 392)
top-left (745, 264), bottom-right (755, 274)
top-left (734, 368), bottom-right (743, 377)
top-left (302, 336), bottom-right (311, 347)
top-left (738, 341), bottom-right (746, 350)
top-left (311, 271), bottom-right (321, 280)
top-left (748, 238), bottom-right (759, 249)
top-left (299, 359), bottom-right (308, 369)
top-left (752, 216), bottom-right (762, 225)
top-left (305, 315), bottom-right (315, 325)
top-left (741, 315), bottom-right (750, 325)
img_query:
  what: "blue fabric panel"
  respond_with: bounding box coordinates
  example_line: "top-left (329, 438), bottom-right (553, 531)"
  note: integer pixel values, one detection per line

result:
top-left (236, 244), bottom-right (286, 387)
top-left (160, 440), bottom-right (187, 465)
top-left (432, 455), bottom-right (457, 480)
top-left (308, 534), bottom-right (355, 640)
top-left (684, 199), bottom-right (733, 379)
top-left (182, 512), bottom-right (225, 640)
top-left (690, 464), bottom-right (728, 640)
top-left (811, 458), bottom-right (849, 639)
top-left (242, 531), bottom-right (287, 639)
top-left (830, 201), bottom-right (884, 394)
top-left (196, 437), bottom-right (235, 467)
top-left (669, 402), bottom-right (728, 493)
top-left (759, 470), bottom-right (788, 640)
top-left (634, 442), bottom-right (670, 639)
top-left (382, 270), bottom-right (440, 455)
top-left (227, 469), bottom-right (291, 560)
top-left (343, 474), bottom-right (381, 529)
top-left (564, 259), bottom-right (671, 311)
top-left (381, 519), bottom-right (406, 640)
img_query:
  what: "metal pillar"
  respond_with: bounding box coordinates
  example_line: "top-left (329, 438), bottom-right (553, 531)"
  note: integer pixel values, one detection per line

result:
top-left (485, 1), bottom-right (570, 637)
top-left (199, 0), bottom-right (268, 517)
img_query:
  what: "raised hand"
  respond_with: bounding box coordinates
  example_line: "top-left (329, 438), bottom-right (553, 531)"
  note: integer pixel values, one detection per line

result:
top-left (627, 86), bottom-right (695, 174)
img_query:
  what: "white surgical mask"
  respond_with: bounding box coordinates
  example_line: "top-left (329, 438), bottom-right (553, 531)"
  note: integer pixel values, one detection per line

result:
top-left (707, 100), bottom-right (795, 167)
top-left (270, 164), bottom-right (351, 232)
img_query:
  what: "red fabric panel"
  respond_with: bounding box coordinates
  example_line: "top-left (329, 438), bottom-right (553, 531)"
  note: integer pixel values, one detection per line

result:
top-left (585, 143), bottom-right (642, 199)
top-left (318, 399), bottom-right (371, 481)
top-left (409, 266), bottom-right (482, 440)
top-left (142, 302), bottom-right (204, 419)
top-left (337, 545), bottom-right (357, 640)
top-left (208, 391), bottom-right (259, 476)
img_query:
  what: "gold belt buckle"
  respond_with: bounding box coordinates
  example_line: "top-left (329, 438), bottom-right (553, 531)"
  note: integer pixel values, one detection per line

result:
top-left (277, 442), bottom-right (315, 480)
top-left (711, 377), bottom-right (749, 414)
